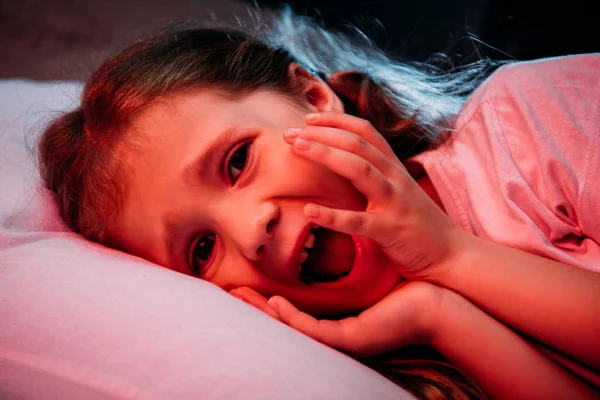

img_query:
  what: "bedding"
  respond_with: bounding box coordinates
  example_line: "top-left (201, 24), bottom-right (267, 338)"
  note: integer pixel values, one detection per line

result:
top-left (0, 80), bottom-right (414, 399)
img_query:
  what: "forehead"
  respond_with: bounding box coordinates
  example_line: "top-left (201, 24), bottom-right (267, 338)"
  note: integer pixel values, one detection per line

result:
top-left (131, 89), bottom-right (285, 143)
top-left (133, 89), bottom-right (235, 142)
top-left (126, 87), bottom-right (297, 161)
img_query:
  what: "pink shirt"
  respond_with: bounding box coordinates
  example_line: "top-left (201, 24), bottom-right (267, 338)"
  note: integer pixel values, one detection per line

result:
top-left (408, 54), bottom-right (600, 272)
top-left (407, 53), bottom-right (600, 387)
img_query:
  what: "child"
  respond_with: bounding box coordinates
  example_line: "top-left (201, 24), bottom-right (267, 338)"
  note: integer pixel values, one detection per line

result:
top-left (37, 6), bottom-right (600, 399)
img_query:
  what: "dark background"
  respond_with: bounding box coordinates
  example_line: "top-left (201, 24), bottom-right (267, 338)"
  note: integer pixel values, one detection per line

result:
top-left (1, 0), bottom-right (598, 80)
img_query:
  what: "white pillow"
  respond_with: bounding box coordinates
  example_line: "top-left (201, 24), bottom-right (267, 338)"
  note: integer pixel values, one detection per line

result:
top-left (0, 80), bottom-right (414, 400)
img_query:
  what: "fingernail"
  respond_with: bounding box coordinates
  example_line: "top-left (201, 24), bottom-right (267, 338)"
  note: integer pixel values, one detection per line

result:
top-left (284, 127), bottom-right (301, 139)
top-left (305, 204), bottom-right (320, 218)
top-left (293, 138), bottom-right (311, 150)
top-left (267, 298), bottom-right (280, 314)
top-left (305, 113), bottom-right (320, 122)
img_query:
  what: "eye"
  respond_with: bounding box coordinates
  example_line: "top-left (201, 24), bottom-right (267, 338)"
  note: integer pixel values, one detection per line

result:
top-left (227, 141), bottom-right (252, 184)
top-left (190, 233), bottom-right (216, 276)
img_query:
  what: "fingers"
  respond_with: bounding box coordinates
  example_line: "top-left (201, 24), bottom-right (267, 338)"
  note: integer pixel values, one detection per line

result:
top-left (268, 296), bottom-right (368, 356)
top-left (287, 136), bottom-right (395, 204)
top-left (284, 124), bottom-right (395, 176)
top-left (229, 287), bottom-right (280, 320)
top-left (230, 287), bottom-right (418, 358)
top-left (303, 111), bottom-right (401, 167)
top-left (303, 203), bottom-right (381, 241)
top-left (232, 290), bottom-right (356, 350)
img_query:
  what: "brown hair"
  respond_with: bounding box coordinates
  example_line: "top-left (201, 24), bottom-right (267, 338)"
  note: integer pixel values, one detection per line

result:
top-left (363, 346), bottom-right (488, 400)
top-left (38, 11), bottom-right (496, 399)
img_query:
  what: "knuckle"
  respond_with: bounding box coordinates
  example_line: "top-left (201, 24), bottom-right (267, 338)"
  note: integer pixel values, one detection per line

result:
top-left (361, 160), bottom-right (375, 177)
top-left (319, 143), bottom-right (331, 156)
top-left (290, 314), bottom-right (310, 331)
top-left (350, 134), bottom-right (368, 151)
top-left (393, 175), bottom-right (411, 194)
top-left (323, 210), bottom-right (337, 225)
top-left (348, 214), bottom-right (364, 231)
top-left (284, 315), bottom-right (299, 329)
top-left (381, 181), bottom-right (395, 199)
top-left (359, 118), bottom-right (374, 131)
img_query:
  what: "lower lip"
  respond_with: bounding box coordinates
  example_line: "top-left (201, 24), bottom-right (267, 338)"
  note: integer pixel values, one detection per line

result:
top-left (345, 235), bottom-right (368, 281)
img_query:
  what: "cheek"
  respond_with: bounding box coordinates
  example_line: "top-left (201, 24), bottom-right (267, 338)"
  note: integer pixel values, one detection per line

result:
top-left (207, 257), bottom-right (280, 293)
top-left (294, 162), bottom-right (366, 211)
top-left (314, 166), bottom-right (367, 210)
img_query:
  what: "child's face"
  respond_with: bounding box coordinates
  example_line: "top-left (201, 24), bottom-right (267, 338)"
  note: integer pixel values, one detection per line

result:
top-left (110, 87), bottom-right (402, 315)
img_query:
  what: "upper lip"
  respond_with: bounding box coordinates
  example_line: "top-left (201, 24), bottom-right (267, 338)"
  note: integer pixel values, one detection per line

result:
top-left (287, 222), bottom-right (317, 275)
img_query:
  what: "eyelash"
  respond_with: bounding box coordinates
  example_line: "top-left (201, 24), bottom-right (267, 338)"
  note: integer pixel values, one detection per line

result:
top-left (226, 140), bottom-right (253, 185)
top-left (188, 140), bottom-right (254, 276)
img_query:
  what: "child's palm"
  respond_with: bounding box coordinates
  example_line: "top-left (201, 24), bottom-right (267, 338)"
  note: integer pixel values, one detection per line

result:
top-left (230, 282), bottom-right (442, 357)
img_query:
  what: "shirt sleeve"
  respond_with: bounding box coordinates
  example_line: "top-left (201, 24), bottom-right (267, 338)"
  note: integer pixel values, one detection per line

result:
top-left (484, 54), bottom-right (600, 249)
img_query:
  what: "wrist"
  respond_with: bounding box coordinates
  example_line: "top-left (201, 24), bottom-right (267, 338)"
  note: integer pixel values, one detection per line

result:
top-left (426, 287), bottom-right (468, 348)
top-left (416, 283), bottom-right (451, 347)
top-left (427, 230), bottom-right (477, 287)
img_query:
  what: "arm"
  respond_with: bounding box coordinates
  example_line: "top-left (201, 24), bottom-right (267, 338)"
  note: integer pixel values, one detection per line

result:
top-left (431, 287), bottom-right (600, 400)
top-left (232, 283), bottom-right (599, 398)
top-left (428, 55), bottom-right (600, 370)
top-left (431, 233), bottom-right (600, 370)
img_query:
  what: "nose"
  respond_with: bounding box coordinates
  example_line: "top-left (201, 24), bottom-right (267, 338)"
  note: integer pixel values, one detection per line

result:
top-left (239, 202), bottom-right (279, 261)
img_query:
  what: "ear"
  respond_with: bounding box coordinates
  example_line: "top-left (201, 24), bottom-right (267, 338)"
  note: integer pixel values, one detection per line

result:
top-left (325, 70), bottom-right (366, 105)
top-left (288, 62), bottom-right (344, 113)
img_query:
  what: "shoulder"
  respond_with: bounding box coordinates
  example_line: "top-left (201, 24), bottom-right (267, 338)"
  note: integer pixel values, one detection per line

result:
top-left (455, 53), bottom-right (600, 143)
top-left (461, 53), bottom-right (600, 115)
top-left (454, 54), bottom-right (600, 241)
top-left (491, 53), bottom-right (600, 89)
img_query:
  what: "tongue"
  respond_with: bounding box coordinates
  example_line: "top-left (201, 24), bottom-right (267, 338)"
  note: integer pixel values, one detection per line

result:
top-left (305, 228), bottom-right (355, 280)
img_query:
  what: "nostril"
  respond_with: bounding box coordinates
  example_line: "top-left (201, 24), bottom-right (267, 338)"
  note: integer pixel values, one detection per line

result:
top-left (266, 219), bottom-right (276, 234)
top-left (257, 245), bottom-right (264, 255)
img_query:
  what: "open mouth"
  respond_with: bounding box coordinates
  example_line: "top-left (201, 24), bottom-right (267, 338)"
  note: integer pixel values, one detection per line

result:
top-left (298, 226), bottom-right (356, 284)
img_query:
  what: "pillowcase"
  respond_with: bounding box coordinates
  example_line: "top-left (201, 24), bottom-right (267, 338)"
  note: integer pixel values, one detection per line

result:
top-left (0, 80), bottom-right (414, 400)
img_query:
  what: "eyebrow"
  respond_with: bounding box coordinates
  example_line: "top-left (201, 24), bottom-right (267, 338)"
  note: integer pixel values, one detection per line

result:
top-left (181, 126), bottom-right (237, 186)
top-left (164, 126), bottom-right (237, 270)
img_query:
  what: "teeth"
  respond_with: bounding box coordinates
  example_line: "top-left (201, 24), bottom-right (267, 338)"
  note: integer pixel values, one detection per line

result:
top-left (304, 232), bottom-right (315, 249)
top-left (299, 250), bottom-right (308, 264)
top-left (297, 225), bottom-right (320, 275)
